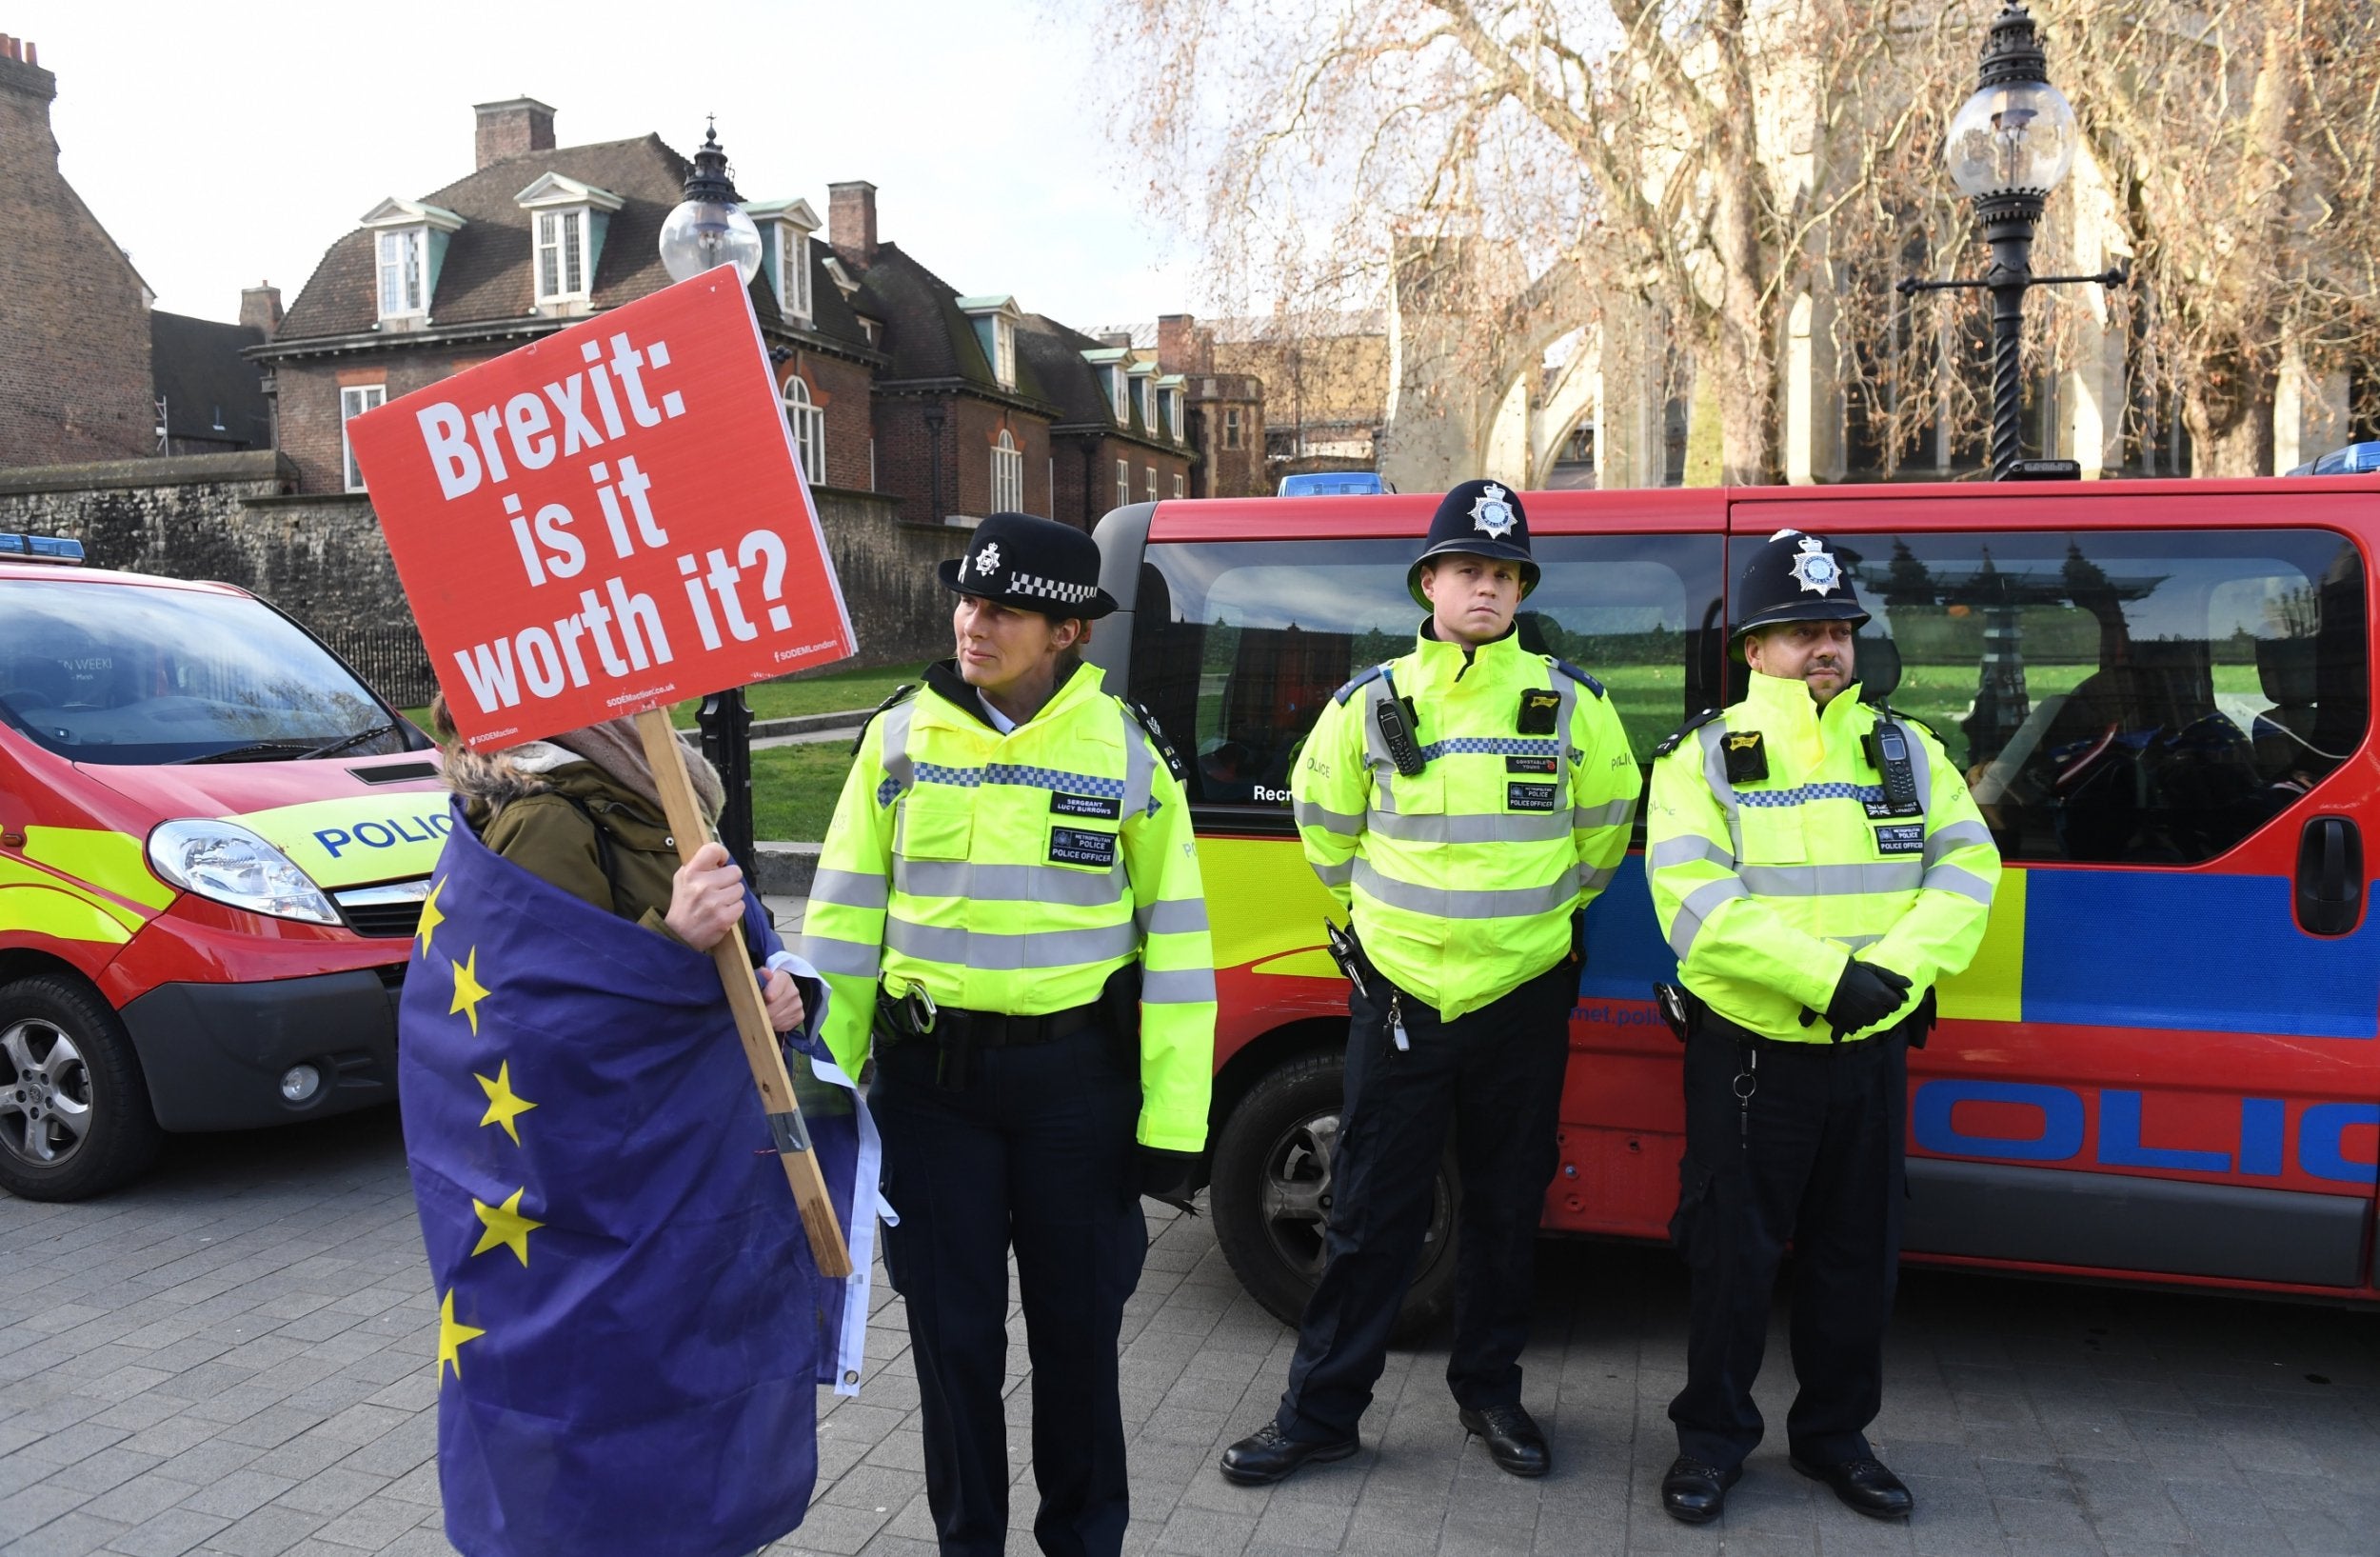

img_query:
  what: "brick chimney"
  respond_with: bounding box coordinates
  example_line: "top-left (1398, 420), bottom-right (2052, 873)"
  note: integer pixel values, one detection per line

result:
top-left (240, 283), bottom-right (283, 338)
top-left (0, 33), bottom-right (55, 109)
top-left (828, 181), bottom-right (877, 265)
top-left (1158, 313), bottom-right (1210, 373)
top-left (474, 97), bottom-right (556, 170)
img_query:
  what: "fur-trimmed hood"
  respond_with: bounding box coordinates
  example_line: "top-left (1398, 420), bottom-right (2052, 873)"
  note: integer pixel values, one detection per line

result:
top-left (441, 740), bottom-right (583, 811)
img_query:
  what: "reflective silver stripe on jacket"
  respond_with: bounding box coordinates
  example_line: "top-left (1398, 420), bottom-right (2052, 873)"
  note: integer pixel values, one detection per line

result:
top-left (1295, 798), bottom-right (1364, 835)
top-left (894, 859), bottom-right (1125, 908)
top-left (1351, 858), bottom-right (1582, 920)
top-left (1135, 897), bottom-right (1210, 936)
top-left (802, 933), bottom-right (883, 979)
top-left (1696, 721), bottom-right (1745, 863)
top-left (1923, 819), bottom-right (1993, 867)
top-left (1667, 875), bottom-right (1749, 960)
top-left (1650, 834), bottom-right (1736, 872)
top-left (809, 868), bottom-right (890, 910)
top-left (1311, 858), bottom-right (1355, 889)
top-left (1142, 967), bottom-right (1218, 1005)
top-left (1363, 809), bottom-right (1576, 845)
top-left (1920, 862), bottom-right (1995, 906)
top-left (877, 698), bottom-right (918, 804)
top-left (1575, 796), bottom-right (1636, 831)
top-left (884, 917), bottom-right (1139, 970)
top-left (1735, 861), bottom-right (1927, 898)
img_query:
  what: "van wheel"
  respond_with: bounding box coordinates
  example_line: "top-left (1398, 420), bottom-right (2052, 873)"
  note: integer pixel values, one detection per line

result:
top-left (1209, 1050), bottom-right (1458, 1342)
top-left (0, 975), bottom-right (161, 1202)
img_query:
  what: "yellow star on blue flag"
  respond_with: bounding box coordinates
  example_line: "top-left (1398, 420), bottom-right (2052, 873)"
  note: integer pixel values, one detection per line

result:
top-left (475, 1061), bottom-right (536, 1144)
top-left (450, 945), bottom-right (490, 1034)
top-left (470, 1188), bottom-right (543, 1267)
top-left (437, 1288), bottom-right (485, 1382)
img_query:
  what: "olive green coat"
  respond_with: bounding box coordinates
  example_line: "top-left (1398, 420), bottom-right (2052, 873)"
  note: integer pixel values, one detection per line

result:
top-left (446, 743), bottom-right (687, 943)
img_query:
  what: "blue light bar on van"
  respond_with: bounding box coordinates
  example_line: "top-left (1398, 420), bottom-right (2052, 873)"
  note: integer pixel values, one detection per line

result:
top-left (0, 532), bottom-right (86, 564)
top-left (2286, 441), bottom-right (2380, 477)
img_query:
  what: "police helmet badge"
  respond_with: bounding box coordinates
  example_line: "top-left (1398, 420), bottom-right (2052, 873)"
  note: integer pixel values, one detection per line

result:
top-left (1787, 534), bottom-right (1842, 596)
top-left (1468, 484), bottom-right (1518, 540)
top-left (970, 541), bottom-right (1002, 582)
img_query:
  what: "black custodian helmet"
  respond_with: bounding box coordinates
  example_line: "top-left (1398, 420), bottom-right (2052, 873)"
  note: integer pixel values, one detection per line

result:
top-left (1730, 529), bottom-right (1870, 641)
top-left (1407, 478), bottom-right (1540, 607)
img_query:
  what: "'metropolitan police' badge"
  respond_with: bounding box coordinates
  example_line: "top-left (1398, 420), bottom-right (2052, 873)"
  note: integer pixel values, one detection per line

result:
top-left (1789, 534), bottom-right (1842, 595)
top-left (1469, 484), bottom-right (1517, 539)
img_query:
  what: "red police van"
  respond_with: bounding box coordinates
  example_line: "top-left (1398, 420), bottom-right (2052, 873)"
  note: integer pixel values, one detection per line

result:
top-left (1086, 475), bottom-right (2378, 1326)
top-left (0, 546), bottom-right (445, 1201)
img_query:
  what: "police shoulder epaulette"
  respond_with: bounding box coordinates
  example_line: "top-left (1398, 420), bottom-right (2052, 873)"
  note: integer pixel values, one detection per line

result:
top-left (1874, 704), bottom-right (1942, 744)
top-left (1652, 707), bottom-right (1724, 758)
top-left (1126, 699), bottom-right (1187, 782)
top-left (1544, 656), bottom-right (1607, 698)
top-left (849, 683), bottom-right (920, 755)
top-left (1333, 662), bottom-right (1394, 705)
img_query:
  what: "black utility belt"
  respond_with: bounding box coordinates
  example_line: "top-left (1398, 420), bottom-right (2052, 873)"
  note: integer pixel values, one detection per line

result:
top-left (903, 999), bottom-right (1103, 1049)
top-left (1674, 988), bottom-right (1929, 1051)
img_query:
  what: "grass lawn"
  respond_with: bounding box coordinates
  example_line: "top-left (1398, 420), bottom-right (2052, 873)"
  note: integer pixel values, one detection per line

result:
top-left (753, 741), bottom-right (861, 843)
top-left (671, 662), bottom-right (927, 729)
top-left (396, 661), bottom-right (928, 737)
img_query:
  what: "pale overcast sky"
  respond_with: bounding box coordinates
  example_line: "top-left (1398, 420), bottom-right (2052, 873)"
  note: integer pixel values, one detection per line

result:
top-left (12, 0), bottom-right (1193, 328)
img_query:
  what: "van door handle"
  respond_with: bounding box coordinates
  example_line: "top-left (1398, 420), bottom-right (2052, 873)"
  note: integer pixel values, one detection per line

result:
top-left (2293, 815), bottom-right (2364, 937)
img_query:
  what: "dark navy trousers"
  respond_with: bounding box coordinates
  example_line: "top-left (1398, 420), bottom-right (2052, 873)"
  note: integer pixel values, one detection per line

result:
top-left (873, 1026), bottom-right (1147, 1557)
top-left (1666, 1023), bottom-right (1909, 1471)
top-left (1274, 957), bottom-right (1574, 1442)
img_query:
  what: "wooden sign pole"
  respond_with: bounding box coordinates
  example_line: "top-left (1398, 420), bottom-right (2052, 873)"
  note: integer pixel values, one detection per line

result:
top-left (635, 709), bottom-right (853, 1277)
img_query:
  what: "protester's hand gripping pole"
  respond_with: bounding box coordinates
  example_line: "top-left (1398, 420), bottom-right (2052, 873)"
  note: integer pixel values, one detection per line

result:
top-left (636, 709), bottom-right (854, 1277)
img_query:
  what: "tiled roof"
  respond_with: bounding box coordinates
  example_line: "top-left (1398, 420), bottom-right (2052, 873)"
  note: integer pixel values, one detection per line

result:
top-left (856, 243), bottom-right (1049, 404)
top-left (150, 311), bottom-right (269, 449)
top-left (1016, 312), bottom-right (1120, 428)
top-left (274, 134), bottom-right (871, 355)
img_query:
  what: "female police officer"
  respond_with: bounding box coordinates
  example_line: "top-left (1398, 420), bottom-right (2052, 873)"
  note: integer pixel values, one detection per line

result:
top-left (803, 512), bottom-right (1216, 1557)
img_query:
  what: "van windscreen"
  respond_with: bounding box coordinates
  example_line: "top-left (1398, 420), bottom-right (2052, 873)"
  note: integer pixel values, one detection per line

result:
top-left (0, 579), bottom-right (404, 765)
top-left (1128, 535), bottom-right (1725, 826)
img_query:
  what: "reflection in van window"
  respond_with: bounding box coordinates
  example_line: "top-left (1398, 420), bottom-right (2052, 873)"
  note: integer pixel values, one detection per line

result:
top-left (1131, 537), bottom-right (1725, 824)
top-left (1846, 530), bottom-right (2368, 865)
top-left (0, 578), bottom-right (401, 765)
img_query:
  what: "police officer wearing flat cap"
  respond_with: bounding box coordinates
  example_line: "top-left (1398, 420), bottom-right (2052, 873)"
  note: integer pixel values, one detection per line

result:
top-left (1219, 480), bottom-right (1639, 1486)
top-left (803, 512), bottom-right (1217, 1557)
top-left (1645, 530), bottom-right (2000, 1525)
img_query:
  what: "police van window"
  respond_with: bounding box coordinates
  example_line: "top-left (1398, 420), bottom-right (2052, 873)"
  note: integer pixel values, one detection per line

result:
top-left (1848, 529), bottom-right (2368, 865)
top-left (1131, 535), bottom-right (1724, 826)
top-left (0, 578), bottom-right (410, 765)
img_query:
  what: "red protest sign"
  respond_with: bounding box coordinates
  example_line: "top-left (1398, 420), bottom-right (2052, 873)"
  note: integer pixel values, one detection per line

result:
top-left (348, 268), bottom-right (854, 750)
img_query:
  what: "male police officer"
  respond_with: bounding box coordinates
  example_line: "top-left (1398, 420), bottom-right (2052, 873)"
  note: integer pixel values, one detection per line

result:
top-left (804, 513), bottom-right (1216, 1557)
top-left (1218, 480), bottom-right (1639, 1486)
top-left (1646, 530), bottom-right (1999, 1524)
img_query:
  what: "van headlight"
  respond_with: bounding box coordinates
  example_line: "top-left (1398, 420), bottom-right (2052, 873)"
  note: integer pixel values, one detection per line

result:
top-left (147, 820), bottom-right (342, 926)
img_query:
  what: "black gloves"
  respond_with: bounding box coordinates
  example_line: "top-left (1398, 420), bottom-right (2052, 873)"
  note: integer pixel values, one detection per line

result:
top-left (1823, 960), bottom-right (1913, 1035)
top-left (1138, 1148), bottom-right (1201, 1215)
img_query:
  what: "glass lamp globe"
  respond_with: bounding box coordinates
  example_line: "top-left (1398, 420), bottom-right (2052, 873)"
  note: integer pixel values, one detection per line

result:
top-left (1946, 77), bottom-right (2077, 198)
top-left (659, 198), bottom-right (764, 285)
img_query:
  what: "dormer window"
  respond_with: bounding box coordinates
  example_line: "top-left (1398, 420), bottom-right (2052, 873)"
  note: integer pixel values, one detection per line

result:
top-left (957, 296), bottom-right (1021, 391)
top-left (1129, 372), bottom-right (1152, 430)
top-left (1081, 347), bottom-right (1128, 420)
top-left (744, 198), bottom-right (823, 326)
top-left (1158, 377), bottom-right (1185, 441)
top-left (359, 198), bottom-right (463, 327)
top-left (514, 173), bottom-right (624, 309)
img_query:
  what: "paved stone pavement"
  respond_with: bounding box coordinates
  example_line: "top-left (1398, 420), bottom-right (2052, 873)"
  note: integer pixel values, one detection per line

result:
top-left (7, 1104), bottom-right (2379, 1557)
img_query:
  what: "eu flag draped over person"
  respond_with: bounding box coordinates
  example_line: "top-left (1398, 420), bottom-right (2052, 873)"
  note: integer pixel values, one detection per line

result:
top-left (397, 798), bottom-right (879, 1557)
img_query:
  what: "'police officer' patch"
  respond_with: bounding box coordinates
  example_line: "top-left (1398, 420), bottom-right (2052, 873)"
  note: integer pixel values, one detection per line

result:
top-left (1507, 783), bottom-right (1561, 812)
top-left (1049, 828), bottom-right (1119, 868)
top-left (1874, 824), bottom-right (1925, 855)
top-left (1050, 791), bottom-right (1123, 822)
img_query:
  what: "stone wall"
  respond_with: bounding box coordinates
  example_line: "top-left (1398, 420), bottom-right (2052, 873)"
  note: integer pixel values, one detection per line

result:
top-left (0, 453), bottom-right (960, 678)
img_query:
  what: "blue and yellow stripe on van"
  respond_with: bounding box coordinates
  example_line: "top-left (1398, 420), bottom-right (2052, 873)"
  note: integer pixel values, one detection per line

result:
top-left (1574, 856), bottom-right (2380, 1041)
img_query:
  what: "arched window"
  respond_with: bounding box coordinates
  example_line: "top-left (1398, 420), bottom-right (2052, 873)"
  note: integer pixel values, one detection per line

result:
top-left (783, 374), bottom-right (826, 486)
top-left (991, 429), bottom-right (1024, 512)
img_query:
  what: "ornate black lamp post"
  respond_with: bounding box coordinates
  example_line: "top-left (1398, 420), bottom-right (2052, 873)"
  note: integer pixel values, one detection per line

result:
top-left (1898, 4), bottom-right (2121, 480)
top-left (659, 122), bottom-right (764, 878)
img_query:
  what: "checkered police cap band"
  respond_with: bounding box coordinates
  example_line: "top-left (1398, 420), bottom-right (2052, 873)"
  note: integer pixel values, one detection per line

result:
top-left (1005, 570), bottom-right (1099, 606)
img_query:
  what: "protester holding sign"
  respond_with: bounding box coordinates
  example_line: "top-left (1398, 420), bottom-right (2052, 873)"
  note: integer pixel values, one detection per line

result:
top-left (803, 512), bottom-right (1218, 1557)
top-left (353, 269), bottom-right (879, 1557)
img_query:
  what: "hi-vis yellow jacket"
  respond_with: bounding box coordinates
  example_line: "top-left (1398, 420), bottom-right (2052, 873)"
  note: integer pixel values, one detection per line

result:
top-left (1647, 669), bottom-right (2001, 1042)
top-left (1293, 626), bottom-right (1640, 1020)
top-left (802, 662), bottom-right (1217, 1152)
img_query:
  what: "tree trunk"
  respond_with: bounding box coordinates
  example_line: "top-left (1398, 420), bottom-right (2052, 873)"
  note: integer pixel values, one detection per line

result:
top-left (2181, 389), bottom-right (2275, 478)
